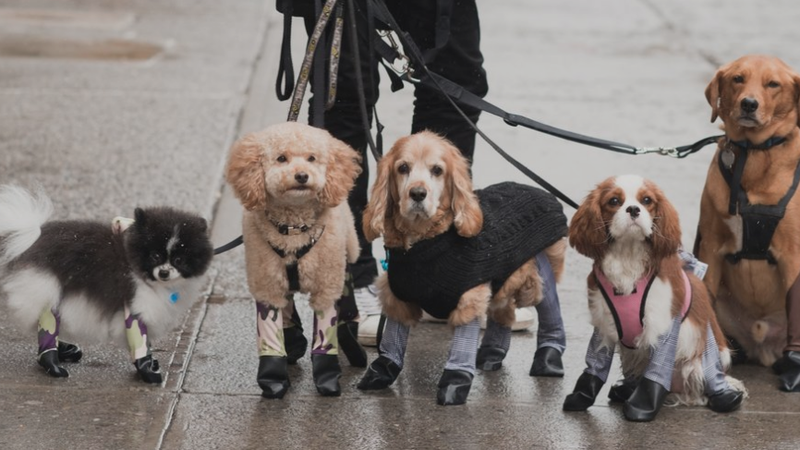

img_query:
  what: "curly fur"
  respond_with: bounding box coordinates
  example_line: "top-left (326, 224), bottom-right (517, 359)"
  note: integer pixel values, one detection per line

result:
top-left (226, 122), bottom-right (362, 312)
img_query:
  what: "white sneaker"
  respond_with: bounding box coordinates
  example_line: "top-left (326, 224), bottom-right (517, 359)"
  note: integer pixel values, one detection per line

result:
top-left (479, 307), bottom-right (536, 331)
top-left (355, 285), bottom-right (382, 347)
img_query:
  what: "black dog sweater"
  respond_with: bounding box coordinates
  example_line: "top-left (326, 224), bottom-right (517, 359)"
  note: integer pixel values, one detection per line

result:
top-left (386, 181), bottom-right (568, 319)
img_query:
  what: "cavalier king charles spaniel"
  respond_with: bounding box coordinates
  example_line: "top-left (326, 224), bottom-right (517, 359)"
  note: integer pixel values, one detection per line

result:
top-left (564, 174), bottom-right (746, 421)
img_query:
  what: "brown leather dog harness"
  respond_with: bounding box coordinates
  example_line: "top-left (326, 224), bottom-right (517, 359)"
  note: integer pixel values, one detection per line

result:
top-left (718, 137), bottom-right (800, 265)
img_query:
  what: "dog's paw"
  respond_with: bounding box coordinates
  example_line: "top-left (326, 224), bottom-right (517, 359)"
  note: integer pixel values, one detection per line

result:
top-left (357, 356), bottom-right (401, 391)
top-left (134, 355), bottom-right (163, 384)
top-left (38, 351), bottom-right (69, 378)
top-left (57, 342), bottom-right (83, 363)
top-left (436, 369), bottom-right (473, 406)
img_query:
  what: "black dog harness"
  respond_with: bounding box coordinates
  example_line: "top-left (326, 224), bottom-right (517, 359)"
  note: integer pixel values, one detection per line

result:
top-left (385, 182), bottom-right (568, 319)
top-left (268, 223), bottom-right (324, 292)
top-left (718, 137), bottom-right (800, 264)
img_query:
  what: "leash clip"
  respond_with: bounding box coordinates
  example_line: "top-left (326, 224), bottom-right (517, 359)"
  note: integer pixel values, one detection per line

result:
top-left (635, 146), bottom-right (681, 158)
top-left (377, 30), bottom-right (416, 80)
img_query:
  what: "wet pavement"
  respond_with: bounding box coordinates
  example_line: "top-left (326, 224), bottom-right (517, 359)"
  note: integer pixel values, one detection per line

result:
top-left (2, 0), bottom-right (800, 449)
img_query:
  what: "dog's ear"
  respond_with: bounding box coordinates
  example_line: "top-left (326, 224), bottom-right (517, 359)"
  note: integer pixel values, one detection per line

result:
top-left (226, 134), bottom-right (268, 211)
top-left (363, 141), bottom-right (398, 242)
top-left (705, 64), bottom-right (731, 123)
top-left (568, 188), bottom-right (608, 261)
top-left (650, 187), bottom-right (682, 261)
top-left (134, 207), bottom-right (146, 226)
top-left (445, 141), bottom-right (482, 237)
top-left (794, 73), bottom-right (800, 125)
top-left (319, 135), bottom-right (362, 208)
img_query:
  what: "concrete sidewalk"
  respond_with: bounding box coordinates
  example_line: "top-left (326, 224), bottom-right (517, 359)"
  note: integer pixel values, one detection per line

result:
top-left (2, 0), bottom-right (800, 449)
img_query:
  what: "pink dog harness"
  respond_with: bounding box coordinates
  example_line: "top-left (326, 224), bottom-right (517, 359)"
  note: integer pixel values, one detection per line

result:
top-left (593, 266), bottom-right (692, 349)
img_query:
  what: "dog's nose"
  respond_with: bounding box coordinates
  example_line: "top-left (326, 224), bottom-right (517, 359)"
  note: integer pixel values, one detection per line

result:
top-left (158, 269), bottom-right (171, 280)
top-left (409, 186), bottom-right (427, 202)
top-left (626, 205), bottom-right (640, 218)
top-left (295, 172), bottom-right (309, 184)
top-left (741, 97), bottom-right (759, 113)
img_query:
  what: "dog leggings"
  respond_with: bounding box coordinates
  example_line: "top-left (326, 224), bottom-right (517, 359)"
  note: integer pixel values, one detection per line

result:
top-left (258, 300), bottom-right (339, 357)
top-left (124, 305), bottom-right (152, 361)
top-left (702, 323), bottom-right (734, 395)
top-left (580, 317), bottom-right (682, 391)
top-left (480, 252), bottom-right (567, 354)
top-left (378, 316), bottom-right (410, 369)
top-left (37, 307), bottom-right (60, 359)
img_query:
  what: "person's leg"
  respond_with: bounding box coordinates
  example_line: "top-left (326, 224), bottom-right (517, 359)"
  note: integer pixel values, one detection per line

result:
top-left (302, 1), bottom-right (383, 345)
top-left (401, 0), bottom-right (488, 161)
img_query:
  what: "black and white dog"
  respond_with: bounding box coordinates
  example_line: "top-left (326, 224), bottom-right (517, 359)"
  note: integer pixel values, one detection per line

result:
top-left (0, 185), bottom-right (213, 383)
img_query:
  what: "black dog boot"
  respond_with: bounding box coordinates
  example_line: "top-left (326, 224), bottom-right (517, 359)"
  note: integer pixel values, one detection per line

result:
top-left (774, 351), bottom-right (800, 392)
top-left (623, 378), bottom-right (669, 422)
top-left (338, 321), bottom-right (367, 368)
top-left (563, 372), bottom-right (604, 411)
top-left (311, 354), bottom-right (342, 397)
top-left (707, 387), bottom-right (744, 413)
top-left (257, 355), bottom-right (290, 399)
top-left (476, 346), bottom-right (506, 371)
top-left (529, 346), bottom-right (564, 377)
top-left (38, 351), bottom-right (69, 378)
top-left (436, 369), bottom-right (474, 406)
top-left (57, 341), bottom-right (83, 363)
top-left (283, 326), bottom-right (308, 365)
top-left (607, 378), bottom-right (637, 403)
top-left (728, 336), bottom-right (748, 365)
top-left (357, 355), bottom-right (401, 390)
top-left (134, 354), bottom-right (163, 384)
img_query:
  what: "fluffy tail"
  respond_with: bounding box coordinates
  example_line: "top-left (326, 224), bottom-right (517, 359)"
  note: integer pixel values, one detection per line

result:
top-left (0, 185), bottom-right (53, 264)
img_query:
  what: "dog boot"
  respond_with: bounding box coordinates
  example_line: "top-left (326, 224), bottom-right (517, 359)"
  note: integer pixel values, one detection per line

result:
top-left (436, 369), bottom-right (473, 406)
top-left (338, 320), bottom-right (367, 368)
top-left (284, 326), bottom-right (308, 365)
top-left (563, 372), bottom-right (604, 411)
top-left (607, 377), bottom-right (637, 403)
top-left (623, 378), bottom-right (669, 422)
top-left (57, 341), bottom-right (83, 363)
top-left (775, 351), bottom-right (800, 391)
top-left (476, 346), bottom-right (506, 371)
top-left (134, 354), bottom-right (163, 384)
top-left (727, 336), bottom-right (748, 365)
top-left (38, 351), bottom-right (69, 378)
top-left (257, 355), bottom-right (290, 399)
top-left (530, 346), bottom-right (564, 377)
top-left (357, 355), bottom-right (402, 390)
top-left (311, 354), bottom-right (342, 397)
top-left (707, 387), bottom-right (745, 412)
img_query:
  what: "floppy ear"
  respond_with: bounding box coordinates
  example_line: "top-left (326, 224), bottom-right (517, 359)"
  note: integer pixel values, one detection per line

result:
top-left (319, 135), bottom-right (363, 208)
top-left (794, 73), bottom-right (800, 125)
top-left (226, 134), bottom-right (268, 211)
top-left (568, 189), bottom-right (608, 261)
top-left (446, 141), bottom-right (482, 237)
top-left (650, 188), bottom-right (682, 261)
top-left (363, 142), bottom-right (398, 242)
top-left (705, 63), bottom-right (732, 124)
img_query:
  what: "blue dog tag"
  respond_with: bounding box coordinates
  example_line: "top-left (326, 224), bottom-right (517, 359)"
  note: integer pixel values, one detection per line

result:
top-left (169, 292), bottom-right (180, 304)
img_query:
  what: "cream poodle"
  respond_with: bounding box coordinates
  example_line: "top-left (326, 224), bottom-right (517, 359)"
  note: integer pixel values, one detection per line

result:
top-left (226, 122), bottom-right (362, 399)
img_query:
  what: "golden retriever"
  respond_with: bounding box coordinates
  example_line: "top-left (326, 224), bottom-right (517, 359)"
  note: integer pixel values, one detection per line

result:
top-left (356, 131), bottom-right (568, 405)
top-left (226, 122), bottom-right (362, 398)
top-left (695, 54), bottom-right (800, 391)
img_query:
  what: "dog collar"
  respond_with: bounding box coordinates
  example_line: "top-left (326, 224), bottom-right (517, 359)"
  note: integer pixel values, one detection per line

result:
top-left (270, 219), bottom-right (312, 236)
top-left (727, 136), bottom-right (786, 151)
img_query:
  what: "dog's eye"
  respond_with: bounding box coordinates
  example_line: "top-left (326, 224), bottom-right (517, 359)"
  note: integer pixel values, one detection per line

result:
top-left (398, 163), bottom-right (409, 174)
top-left (277, 155), bottom-right (287, 163)
top-left (151, 253), bottom-right (161, 262)
top-left (642, 196), bottom-right (653, 205)
top-left (173, 256), bottom-right (183, 265)
top-left (308, 155), bottom-right (316, 162)
top-left (767, 80), bottom-right (781, 88)
top-left (733, 75), bottom-right (745, 84)
top-left (608, 197), bottom-right (621, 206)
top-left (431, 165), bottom-right (443, 176)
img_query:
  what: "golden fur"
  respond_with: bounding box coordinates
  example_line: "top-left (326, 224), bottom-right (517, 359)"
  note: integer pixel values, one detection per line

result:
top-left (696, 55), bottom-right (800, 366)
top-left (226, 122), bottom-right (362, 312)
top-left (364, 131), bottom-right (566, 328)
top-left (571, 175), bottom-right (735, 405)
